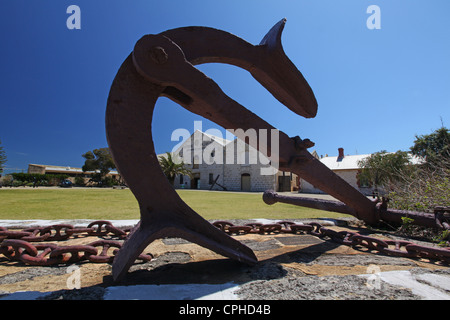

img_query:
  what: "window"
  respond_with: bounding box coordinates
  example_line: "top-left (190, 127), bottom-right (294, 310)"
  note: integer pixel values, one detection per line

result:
top-left (209, 173), bottom-right (214, 185)
top-left (180, 175), bottom-right (184, 184)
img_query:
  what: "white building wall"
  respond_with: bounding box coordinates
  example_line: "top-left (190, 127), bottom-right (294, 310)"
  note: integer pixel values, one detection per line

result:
top-left (300, 169), bottom-right (373, 195)
top-left (222, 139), bottom-right (276, 192)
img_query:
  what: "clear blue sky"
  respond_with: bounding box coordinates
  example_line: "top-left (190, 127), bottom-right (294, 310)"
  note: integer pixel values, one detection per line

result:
top-left (1, 0), bottom-right (449, 174)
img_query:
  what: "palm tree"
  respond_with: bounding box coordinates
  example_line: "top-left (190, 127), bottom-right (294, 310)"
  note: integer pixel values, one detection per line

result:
top-left (158, 152), bottom-right (192, 186)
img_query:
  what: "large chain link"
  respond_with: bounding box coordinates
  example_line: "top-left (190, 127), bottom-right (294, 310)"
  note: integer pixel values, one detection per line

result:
top-left (0, 221), bottom-right (152, 266)
top-left (212, 220), bottom-right (450, 263)
top-left (1, 219), bottom-right (449, 267)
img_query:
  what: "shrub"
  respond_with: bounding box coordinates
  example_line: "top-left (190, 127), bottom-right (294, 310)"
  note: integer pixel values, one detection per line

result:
top-left (10, 173), bottom-right (69, 186)
top-left (74, 176), bottom-right (86, 186)
top-left (12, 180), bottom-right (23, 187)
top-left (102, 176), bottom-right (119, 187)
top-left (387, 156), bottom-right (450, 213)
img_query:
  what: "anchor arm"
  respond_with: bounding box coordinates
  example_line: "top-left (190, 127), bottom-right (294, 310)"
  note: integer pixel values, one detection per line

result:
top-left (159, 21), bottom-right (377, 222)
top-left (132, 32), bottom-right (378, 223)
top-left (161, 18), bottom-right (318, 119)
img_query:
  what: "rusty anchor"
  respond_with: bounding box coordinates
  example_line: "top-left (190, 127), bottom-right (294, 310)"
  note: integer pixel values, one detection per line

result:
top-left (106, 19), bottom-right (385, 281)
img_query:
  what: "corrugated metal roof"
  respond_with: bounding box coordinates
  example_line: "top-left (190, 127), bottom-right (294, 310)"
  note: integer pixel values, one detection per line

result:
top-left (320, 154), bottom-right (369, 170)
top-left (319, 153), bottom-right (423, 170)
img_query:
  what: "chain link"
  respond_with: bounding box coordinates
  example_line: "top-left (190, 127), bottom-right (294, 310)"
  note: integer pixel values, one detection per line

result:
top-left (1, 219), bottom-right (449, 267)
top-left (212, 220), bottom-right (450, 263)
top-left (0, 221), bottom-right (153, 266)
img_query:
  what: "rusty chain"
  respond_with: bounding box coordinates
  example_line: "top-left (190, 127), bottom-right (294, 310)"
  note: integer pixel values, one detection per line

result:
top-left (1, 218), bottom-right (449, 267)
top-left (212, 220), bottom-right (450, 263)
top-left (0, 221), bottom-right (153, 266)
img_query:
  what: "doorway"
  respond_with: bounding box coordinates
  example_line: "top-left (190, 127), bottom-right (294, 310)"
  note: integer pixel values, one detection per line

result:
top-left (241, 173), bottom-right (251, 191)
top-left (191, 174), bottom-right (200, 189)
top-left (278, 176), bottom-right (291, 192)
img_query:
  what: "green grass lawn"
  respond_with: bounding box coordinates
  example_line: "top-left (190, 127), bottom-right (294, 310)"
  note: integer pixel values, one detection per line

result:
top-left (0, 188), bottom-right (348, 221)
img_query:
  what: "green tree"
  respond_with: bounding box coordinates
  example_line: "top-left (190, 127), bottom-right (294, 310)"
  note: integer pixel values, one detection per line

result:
top-left (158, 152), bottom-right (192, 186)
top-left (0, 139), bottom-right (6, 175)
top-left (410, 126), bottom-right (450, 165)
top-left (358, 150), bottom-right (411, 195)
top-left (82, 148), bottom-right (116, 182)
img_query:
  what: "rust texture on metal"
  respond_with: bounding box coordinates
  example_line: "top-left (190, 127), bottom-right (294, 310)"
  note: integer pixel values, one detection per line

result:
top-left (104, 19), bottom-right (447, 281)
top-left (263, 190), bottom-right (450, 230)
top-left (0, 221), bottom-right (153, 266)
top-left (105, 19), bottom-right (385, 281)
top-left (1, 220), bottom-right (449, 267)
top-left (211, 220), bottom-right (450, 263)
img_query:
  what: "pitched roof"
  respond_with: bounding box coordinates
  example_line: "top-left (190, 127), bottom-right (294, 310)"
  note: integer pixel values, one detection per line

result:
top-left (201, 130), bottom-right (233, 146)
top-left (319, 152), bottom-right (423, 170)
top-left (320, 154), bottom-right (369, 170)
top-left (158, 130), bottom-right (233, 159)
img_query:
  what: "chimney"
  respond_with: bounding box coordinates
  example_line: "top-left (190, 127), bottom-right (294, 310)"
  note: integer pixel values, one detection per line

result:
top-left (338, 147), bottom-right (344, 160)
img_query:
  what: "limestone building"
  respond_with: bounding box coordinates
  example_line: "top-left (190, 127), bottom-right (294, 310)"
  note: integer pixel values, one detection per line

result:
top-left (160, 130), bottom-right (298, 192)
top-left (160, 131), bottom-right (396, 195)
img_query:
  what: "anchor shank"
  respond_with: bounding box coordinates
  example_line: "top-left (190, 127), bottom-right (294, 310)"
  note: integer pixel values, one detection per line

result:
top-left (106, 56), bottom-right (257, 281)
